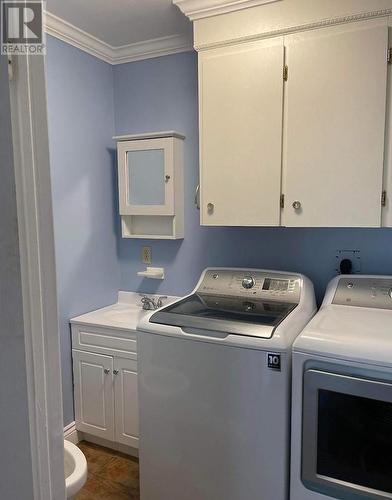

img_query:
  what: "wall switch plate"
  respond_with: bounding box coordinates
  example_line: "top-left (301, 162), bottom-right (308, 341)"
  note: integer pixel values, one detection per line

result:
top-left (335, 249), bottom-right (361, 274)
top-left (142, 246), bottom-right (152, 265)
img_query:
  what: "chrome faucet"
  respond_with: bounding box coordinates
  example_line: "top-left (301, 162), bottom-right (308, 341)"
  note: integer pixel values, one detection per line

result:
top-left (140, 295), bottom-right (167, 310)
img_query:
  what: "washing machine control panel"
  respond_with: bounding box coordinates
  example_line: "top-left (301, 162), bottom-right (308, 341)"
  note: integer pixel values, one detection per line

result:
top-left (333, 277), bottom-right (392, 309)
top-left (198, 269), bottom-right (301, 303)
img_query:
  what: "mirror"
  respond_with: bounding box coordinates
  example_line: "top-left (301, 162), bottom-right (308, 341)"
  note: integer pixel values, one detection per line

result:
top-left (127, 149), bottom-right (165, 205)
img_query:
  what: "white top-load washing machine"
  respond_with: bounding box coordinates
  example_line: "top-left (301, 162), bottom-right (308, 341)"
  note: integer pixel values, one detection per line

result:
top-left (137, 268), bottom-right (316, 500)
top-left (291, 275), bottom-right (392, 500)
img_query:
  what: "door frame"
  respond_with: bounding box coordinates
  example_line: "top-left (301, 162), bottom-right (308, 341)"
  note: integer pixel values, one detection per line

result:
top-left (8, 49), bottom-right (65, 500)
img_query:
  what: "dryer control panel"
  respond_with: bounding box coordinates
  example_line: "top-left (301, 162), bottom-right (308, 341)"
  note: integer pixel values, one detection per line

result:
top-left (333, 277), bottom-right (392, 309)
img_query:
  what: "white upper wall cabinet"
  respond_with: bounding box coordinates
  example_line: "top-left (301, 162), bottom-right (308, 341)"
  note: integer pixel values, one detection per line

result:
top-left (115, 132), bottom-right (184, 239)
top-left (199, 38), bottom-right (285, 226)
top-left (118, 137), bottom-right (174, 216)
top-left (282, 24), bottom-right (388, 227)
top-left (197, 18), bottom-right (390, 227)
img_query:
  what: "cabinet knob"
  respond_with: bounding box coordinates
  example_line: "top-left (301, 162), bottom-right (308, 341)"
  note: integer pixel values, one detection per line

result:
top-left (292, 200), bottom-right (301, 210)
top-left (113, 369), bottom-right (119, 375)
top-left (207, 202), bottom-right (214, 214)
top-left (165, 174), bottom-right (171, 182)
top-left (104, 368), bottom-right (110, 374)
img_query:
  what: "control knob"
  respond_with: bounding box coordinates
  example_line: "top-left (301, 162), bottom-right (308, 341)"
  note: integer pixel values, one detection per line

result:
top-left (242, 276), bottom-right (255, 289)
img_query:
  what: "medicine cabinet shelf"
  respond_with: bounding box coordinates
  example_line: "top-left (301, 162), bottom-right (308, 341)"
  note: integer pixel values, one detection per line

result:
top-left (114, 131), bottom-right (185, 239)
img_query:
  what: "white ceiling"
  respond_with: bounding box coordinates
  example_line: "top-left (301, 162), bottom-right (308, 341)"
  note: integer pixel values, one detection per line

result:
top-left (46, 0), bottom-right (192, 48)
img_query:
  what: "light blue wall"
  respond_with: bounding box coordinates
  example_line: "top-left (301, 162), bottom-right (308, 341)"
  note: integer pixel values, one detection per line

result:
top-left (0, 54), bottom-right (34, 499)
top-left (47, 43), bottom-right (392, 425)
top-left (46, 36), bottom-right (119, 425)
top-left (113, 51), bottom-right (392, 303)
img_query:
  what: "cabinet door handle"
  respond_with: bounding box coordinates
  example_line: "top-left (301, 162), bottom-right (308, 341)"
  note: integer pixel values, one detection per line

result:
top-left (194, 184), bottom-right (200, 210)
top-left (104, 368), bottom-right (110, 374)
top-left (113, 370), bottom-right (119, 375)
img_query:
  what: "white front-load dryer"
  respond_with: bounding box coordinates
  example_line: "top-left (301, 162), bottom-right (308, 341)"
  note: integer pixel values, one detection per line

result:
top-left (137, 268), bottom-right (316, 500)
top-left (291, 275), bottom-right (392, 500)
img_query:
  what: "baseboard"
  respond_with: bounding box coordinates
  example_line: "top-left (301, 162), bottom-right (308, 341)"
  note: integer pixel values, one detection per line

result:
top-left (79, 432), bottom-right (139, 458)
top-left (63, 423), bottom-right (139, 458)
top-left (63, 421), bottom-right (81, 445)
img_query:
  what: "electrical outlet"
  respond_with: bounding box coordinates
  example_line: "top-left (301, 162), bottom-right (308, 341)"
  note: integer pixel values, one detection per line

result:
top-left (142, 246), bottom-right (152, 265)
top-left (335, 249), bottom-right (361, 274)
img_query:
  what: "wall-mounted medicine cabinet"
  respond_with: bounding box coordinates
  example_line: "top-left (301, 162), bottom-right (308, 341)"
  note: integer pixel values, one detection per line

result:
top-left (114, 131), bottom-right (184, 239)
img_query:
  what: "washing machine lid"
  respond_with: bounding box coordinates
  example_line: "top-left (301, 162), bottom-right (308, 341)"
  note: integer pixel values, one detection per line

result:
top-left (150, 293), bottom-right (296, 338)
top-left (149, 269), bottom-right (302, 339)
top-left (293, 304), bottom-right (392, 367)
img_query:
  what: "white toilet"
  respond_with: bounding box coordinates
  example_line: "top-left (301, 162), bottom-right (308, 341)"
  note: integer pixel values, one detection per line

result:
top-left (64, 440), bottom-right (87, 499)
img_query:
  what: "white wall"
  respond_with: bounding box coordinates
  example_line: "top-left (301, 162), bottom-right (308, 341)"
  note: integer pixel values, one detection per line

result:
top-left (0, 56), bottom-right (34, 499)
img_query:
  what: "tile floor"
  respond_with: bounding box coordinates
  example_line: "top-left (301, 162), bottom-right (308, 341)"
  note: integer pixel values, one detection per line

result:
top-left (76, 441), bottom-right (140, 500)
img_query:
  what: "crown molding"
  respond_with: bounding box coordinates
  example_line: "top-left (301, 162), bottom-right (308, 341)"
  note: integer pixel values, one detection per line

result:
top-left (194, 8), bottom-right (392, 50)
top-left (45, 12), bottom-right (114, 63)
top-left (112, 33), bottom-right (193, 65)
top-left (44, 12), bottom-right (193, 65)
top-left (172, 0), bottom-right (280, 20)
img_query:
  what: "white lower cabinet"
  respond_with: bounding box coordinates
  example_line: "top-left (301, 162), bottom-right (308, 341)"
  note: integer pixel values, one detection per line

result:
top-left (114, 357), bottom-right (139, 448)
top-left (71, 324), bottom-right (139, 451)
top-left (73, 350), bottom-right (115, 441)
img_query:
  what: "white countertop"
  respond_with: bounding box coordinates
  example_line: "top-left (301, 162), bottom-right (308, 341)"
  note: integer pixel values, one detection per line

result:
top-left (70, 291), bottom-right (178, 332)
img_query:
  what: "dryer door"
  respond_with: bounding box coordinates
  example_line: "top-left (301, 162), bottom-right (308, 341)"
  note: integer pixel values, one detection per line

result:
top-left (302, 369), bottom-right (392, 500)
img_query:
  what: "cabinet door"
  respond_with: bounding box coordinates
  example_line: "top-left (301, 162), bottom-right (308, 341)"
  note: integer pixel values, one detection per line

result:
top-left (283, 25), bottom-right (388, 227)
top-left (114, 357), bottom-right (139, 448)
top-left (73, 350), bottom-right (114, 440)
top-left (118, 138), bottom-right (174, 216)
top-left (199, 38), bottom-right (284, 226)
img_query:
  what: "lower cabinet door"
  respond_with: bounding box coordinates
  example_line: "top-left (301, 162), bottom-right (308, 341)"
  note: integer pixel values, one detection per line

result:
top-left (114, 357), bottom-right (139, 448)
top-left (73, 350), bottom-right (115, 440)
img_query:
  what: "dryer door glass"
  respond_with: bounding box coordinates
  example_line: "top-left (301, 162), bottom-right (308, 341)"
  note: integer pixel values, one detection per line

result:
top-left (302, 369), bottom-right (392, 500)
